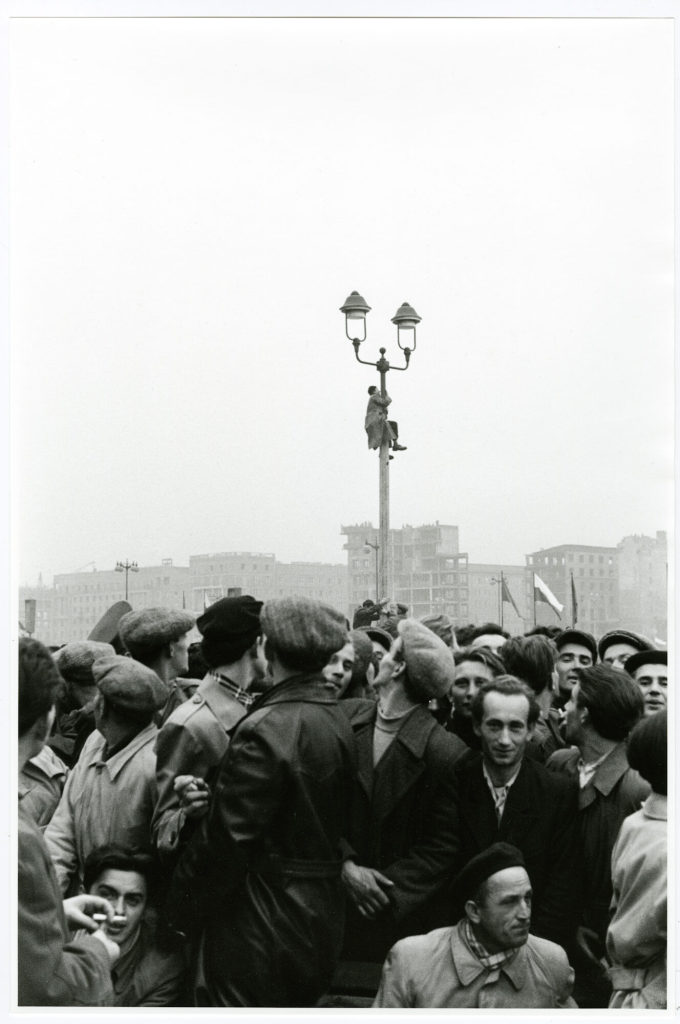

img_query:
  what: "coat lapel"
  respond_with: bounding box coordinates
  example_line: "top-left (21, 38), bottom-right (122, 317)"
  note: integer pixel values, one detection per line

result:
top-left (371, 707), bottom-right (434, 824)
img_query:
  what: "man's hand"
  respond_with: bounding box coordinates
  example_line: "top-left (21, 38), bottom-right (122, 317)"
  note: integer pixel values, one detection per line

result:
top-left (576, 925), bottom-right (604, 966)
top-left (90, 928), bottom-right (120, 966)
top-left (63, 894), bottom-right (115, 933)
top-left (174, 775), bottom-right (210, 819)
top-left (341, 860), bottom-right (394, 919)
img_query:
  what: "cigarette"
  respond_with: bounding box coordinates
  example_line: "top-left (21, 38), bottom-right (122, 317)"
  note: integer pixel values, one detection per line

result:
top-left (92, 913), bottom-right (107, 923)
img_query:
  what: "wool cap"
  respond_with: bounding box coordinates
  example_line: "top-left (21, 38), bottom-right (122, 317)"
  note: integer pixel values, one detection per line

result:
top-left (359, 625), bottom-right (393, 652)
top-left (118, 608), bottom-right (195, 655)
top-left (625, 649), bottom-right (667, 676)
top-left (398, 618), bottom-right (455, 701)
top-left (555, 628), bottom-right (598, 663)
top-left (349, 629), bottom-right (374, 679)
top-left (93, 655), bottom-right (168, 714)
top-left (261, 597), bottom-right (347, 671)
top-left (53, 641), bottom-right (116, 685)
top-left (454, 842), bottom-right (527, 904)
top-left (420, 612), bottom-right (456, 648)
top-left (598, 629), bottom-right (653, 661)
top-left (196, 595), bottom-right (263, 667)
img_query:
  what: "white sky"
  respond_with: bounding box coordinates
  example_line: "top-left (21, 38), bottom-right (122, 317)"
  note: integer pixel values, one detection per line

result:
top-left (11, 13), bottom-right (674, 584)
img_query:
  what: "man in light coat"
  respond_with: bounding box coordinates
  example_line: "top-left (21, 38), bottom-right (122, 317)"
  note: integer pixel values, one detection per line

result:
top-left (364, 386), bottom-right (406, 452)
top-left (374, 843), bottom-right (576, 1008)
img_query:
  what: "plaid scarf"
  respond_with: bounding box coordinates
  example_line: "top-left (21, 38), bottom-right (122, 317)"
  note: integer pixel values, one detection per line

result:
top-left (210, 671), bottom-right (255, 709)
top-left (464, 920), bottom-right (518, 971)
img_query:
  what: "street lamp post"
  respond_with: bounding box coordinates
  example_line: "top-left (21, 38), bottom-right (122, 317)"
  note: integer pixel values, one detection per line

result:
top-left (364, 538), bottom-right (380, 603)
top-left (341, 291), bottom-right (421, 602)
top-left (115, 559), bottom-right (139, 602)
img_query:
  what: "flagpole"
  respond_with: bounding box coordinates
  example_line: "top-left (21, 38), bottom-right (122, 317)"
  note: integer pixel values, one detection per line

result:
top-left (570, 571), bottom-right (576, 627)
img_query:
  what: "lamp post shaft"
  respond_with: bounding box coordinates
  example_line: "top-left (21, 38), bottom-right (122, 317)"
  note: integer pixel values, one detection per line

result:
top-left (379, 368), bottom-right (390, 602)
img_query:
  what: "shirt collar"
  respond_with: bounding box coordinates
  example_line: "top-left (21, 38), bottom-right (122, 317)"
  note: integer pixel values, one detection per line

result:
top-left (209, 671), bottom-right (254, 709)
top-left (482, 760), bottom-right (522, 793)
top-left (451, 920), bottom-right (527, 991)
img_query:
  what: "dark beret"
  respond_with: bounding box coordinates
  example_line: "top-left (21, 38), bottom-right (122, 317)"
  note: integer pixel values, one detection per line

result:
top-left (453, 842), bottom-right (527, 904)
top-left (93, 655), bottom-right (168, 714)
top-left (598, 630), bottom-right (653, 660)
top-left (196, 595), bottom-right (263, 667)
top-left (118, 608), bottom-right (195, 652)
top-left (555, 629), bottom-right (598, 662)
top-left (625, 649), bottom-right (667, 676)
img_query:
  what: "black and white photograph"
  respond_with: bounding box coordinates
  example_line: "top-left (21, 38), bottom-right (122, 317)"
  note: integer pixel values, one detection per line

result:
top-left (10, 2), bottom-right (673, 1014)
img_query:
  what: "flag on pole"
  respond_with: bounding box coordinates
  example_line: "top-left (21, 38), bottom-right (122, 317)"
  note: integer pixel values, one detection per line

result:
top-left (570, 572), bottom-right (578, 626)
top-left (533, 573), bottom-right (564, 619)
top-left (501, 577), bottom-right (521, 618)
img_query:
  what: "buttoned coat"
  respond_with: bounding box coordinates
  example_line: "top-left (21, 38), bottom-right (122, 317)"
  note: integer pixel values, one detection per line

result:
top-left (451, 752), bottom-right (579, 948)
top-left (45, 723), bottom-right (158, 894)
top-left (546, 743), bottom-right (650, 940)
top-left (152, 673), bottom-right (248, 858)
top-left (373, 921), bottom-right (577, 1008)
top-left (18, 797), bottom-right (113, 1006)
top-left (341, 700), bottom-right (468, 960)
top-left (167, 674), bottom-right (357, 1007)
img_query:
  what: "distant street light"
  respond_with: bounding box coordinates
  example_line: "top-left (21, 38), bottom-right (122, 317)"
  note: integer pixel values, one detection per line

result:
top-left (340, 290), bottom-right (421, 600)
top-left (363, 538), bottom-right (380, 604)
top-left (115, 559), bottom-right (139, 602)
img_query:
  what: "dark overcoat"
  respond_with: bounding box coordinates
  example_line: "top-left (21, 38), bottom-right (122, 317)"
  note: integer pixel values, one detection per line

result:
top-left (166, 674), bottom-right (356, 1007)
top-left (341, 699), bottom-right (468, 961)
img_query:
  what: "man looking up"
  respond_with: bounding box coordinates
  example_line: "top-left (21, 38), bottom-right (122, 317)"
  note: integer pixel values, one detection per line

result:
top-left (452, 676), bottom-right (579, 950)
top-left (553, 629), bottom-right (597, 711)
top-left (118, 607), bottom-right (195, 722)
top-left (152, 596), bottom-right (265, 862)
top-left (625, 649), bottom-right (668, 718)
top-left (18, 638), bottom-right (119, 1005)
top-left (365, 386), bottom-right (407, 453)
top-left (374, 843), bottom-right (576, 1008)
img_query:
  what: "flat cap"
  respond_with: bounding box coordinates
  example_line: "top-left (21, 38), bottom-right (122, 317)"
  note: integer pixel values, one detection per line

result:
top-left (261, 597), bottom-right (347, 670)
top-left (555, 628), bottom-right (598, 663)
top-left (419, 613), bottom-right (456, 648)
top-left (625, 649), bottom-right (667, 676)
top-left (118, 608), bottom-right (195, 653)
top-left (454, 842), bottom-right (527, 904)
top-left (93, 655), bottom-right (168, 714)
top-left (398, 618), bottom-right (455, 700)
top-left (53, 641), bottom-right (115, 685)
top-left (598, 629), bottom-right (653, 660)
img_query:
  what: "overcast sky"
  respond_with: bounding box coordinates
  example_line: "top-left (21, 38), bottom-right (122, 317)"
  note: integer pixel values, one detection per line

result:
top-left (12, 14), bottom-right (673, 585)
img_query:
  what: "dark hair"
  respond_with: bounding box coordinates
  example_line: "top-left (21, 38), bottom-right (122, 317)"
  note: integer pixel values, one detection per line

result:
top-left (99, 695), bottom-right (154, 730)
top-left (83, 844), bottom-right (157, 901)
top-left (469, 622), bottom-right (510, 642)
top-left (471, 675), bottom-right (541, 728)
top-left (575, 664), bottom-right (644, 741)
top-left (454, 624), bottom-right (477, 647)
top-left (453, 646), bottom-right (506, 677)
top-left (122, 638), bottom-right (168, 667)
top-left (18, 638), bottom-right (62, 737)
top-left (626, 710), bottom-right (667, 794)
top-left (524, 625), bottom-right (562, 640)
top-left (185, 641), bottom-right (209, 678)
top-left (368, 385), bottom-right (377, 394)
top-left (501, 635), bottom-right (556, 696)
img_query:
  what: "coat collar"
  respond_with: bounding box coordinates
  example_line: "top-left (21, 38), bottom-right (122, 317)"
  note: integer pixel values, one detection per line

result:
top-left (248, 672), bottom-right (338, 712)
top-left (198, 673), bottom-right (250, 728)
top-left (450, 920), bottom-right (527, 991)
top-left (586, 741), bottom-right (631, 797)
top-left (85, 723), bottom-right (157, 780)
top-left (642, 792), bottom-right (667, 821)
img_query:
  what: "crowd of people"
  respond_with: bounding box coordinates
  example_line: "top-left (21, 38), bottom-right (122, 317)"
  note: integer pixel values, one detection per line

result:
top-left (17, 594), bottom-right (668, 1008)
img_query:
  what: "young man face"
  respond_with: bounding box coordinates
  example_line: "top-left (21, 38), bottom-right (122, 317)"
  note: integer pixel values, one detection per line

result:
top-left (601, 642), bottom-right (638, 670)
top-left (555, 643), bottom-right (593, 696)
top-left (467, 866), bottom-right (532, 953)
top-left (88, 867), bottom-right (147, 951)
top-left (632, 662), bottom-right (668, 716)
top-left (322, 641), bottom-right (355, 697)
top-left (474, 691), bottom-right (534, 773)
top-left (452, 660), bottom-right (496, 719)
top-left (469, 634), bottom-right (506, 654)
top-left (169, 632), bottom-right (191, 676)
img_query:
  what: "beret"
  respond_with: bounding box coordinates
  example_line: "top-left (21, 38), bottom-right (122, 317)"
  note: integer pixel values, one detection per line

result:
top-left (118, 608), bottom-right (195, 651)
top-left (598, 629), bottom-right (653, 660)
top-left (261, 597), bottom-right (347, 667)
top-left (454, 842), bottom-right (527, 904)
top-left (555, 629), bottom-right (598, 663)
top-left (358, 625), bottom-right (393, 652)
top-left (197, 595), bottom-right (263, 666)
top-left (53, 641), bottom-right (115, 685)
top-left (93, 655), bottom-right (168, 714)
top-left (625, 649), bottom-right (667, 676)
top-left (398, 618), bottom-right (455, 700)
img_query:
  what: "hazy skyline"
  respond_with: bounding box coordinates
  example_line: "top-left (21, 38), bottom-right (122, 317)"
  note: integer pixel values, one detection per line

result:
top-left (12, 16), bottom-right (673, 587)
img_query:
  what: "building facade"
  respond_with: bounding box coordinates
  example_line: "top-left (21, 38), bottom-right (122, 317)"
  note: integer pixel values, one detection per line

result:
top-left (616, 532), bottom-right (667, 642)
top-left (525, 544), bottom-right (619, 636)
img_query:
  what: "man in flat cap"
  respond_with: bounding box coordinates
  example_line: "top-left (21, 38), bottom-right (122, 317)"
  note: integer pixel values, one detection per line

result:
top-left (166, 597), bottom-right (357, 1007)
top-left (48, 640), bottom-right (115, 767)
top-left (625, 649), bottom-right (667, 718)
top-left (152, 595), bottom-right (266, 862)
top-left (374, 843), bottom-right (576, 1008)
top-left (338, 619), bottom-right (468, 968)
top-left (45, 655), bottom-right (167, 895)
top-left (553, 628), bottom-right (597, 712)
top-left (598, 629), bottom-right (652, 671)
top-left (451, 676), bottom-right (579, 952)
top-left (118, 607), bottom-right (195, 723)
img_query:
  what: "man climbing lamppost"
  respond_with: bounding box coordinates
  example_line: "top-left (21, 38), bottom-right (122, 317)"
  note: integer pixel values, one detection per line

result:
top-left (340, 290), bottom-right (421, 601)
